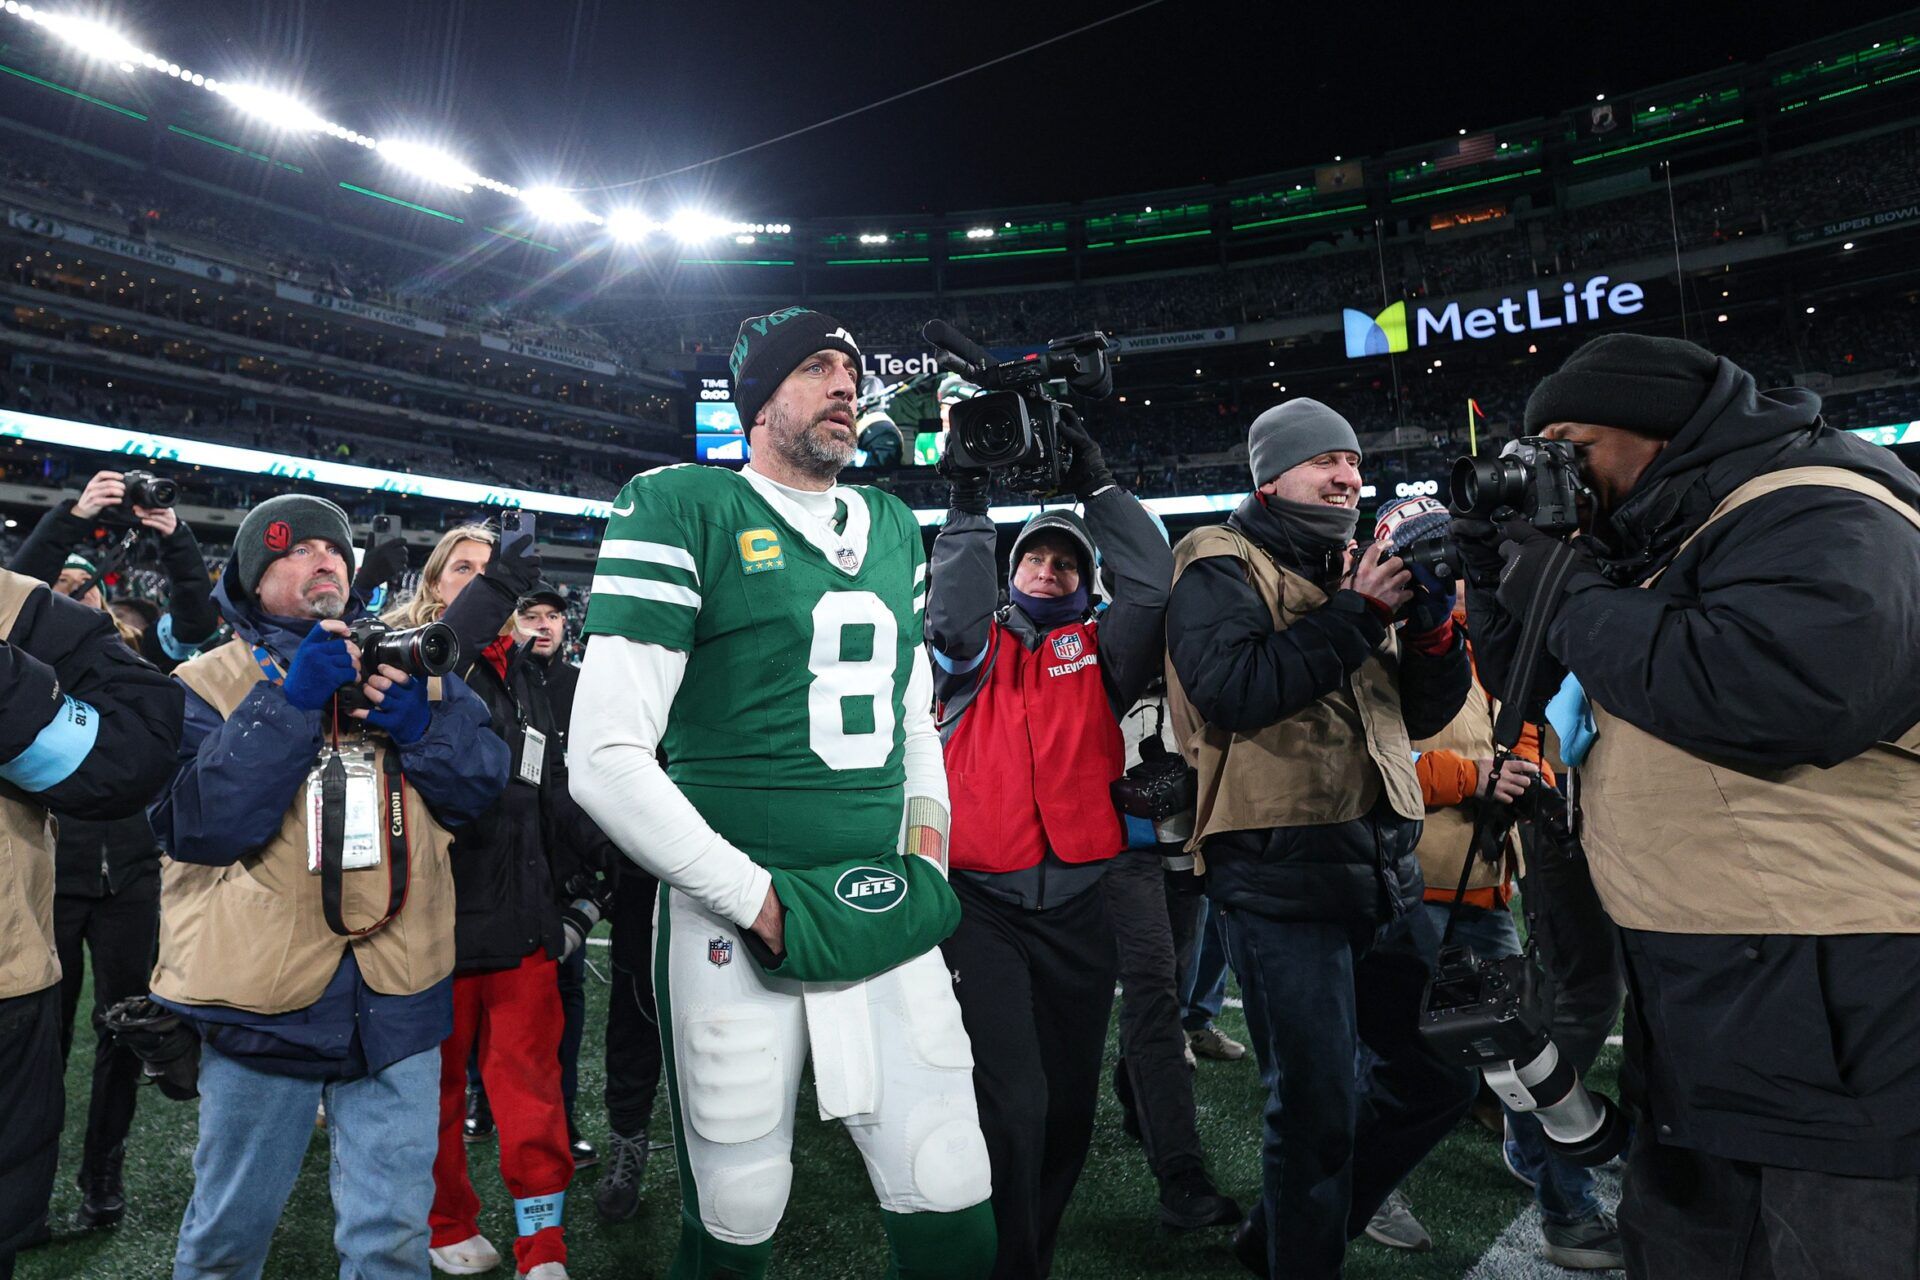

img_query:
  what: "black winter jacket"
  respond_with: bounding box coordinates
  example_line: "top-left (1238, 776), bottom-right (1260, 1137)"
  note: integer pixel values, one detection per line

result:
top-left (1467, 359), bottom-right (1920, 1175)
top-left (10, 501), bottom-right (219, 673)
top-left (1166, 509), bottom-right (1470, 932)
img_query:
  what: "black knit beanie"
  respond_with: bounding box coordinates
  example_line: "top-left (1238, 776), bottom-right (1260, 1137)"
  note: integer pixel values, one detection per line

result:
top-left (232, 493), bottom-right (355, 599)
top-left (728, 308), bottom-right (862, 433)
top-left (1524, 333), bottom-right (1720, 438)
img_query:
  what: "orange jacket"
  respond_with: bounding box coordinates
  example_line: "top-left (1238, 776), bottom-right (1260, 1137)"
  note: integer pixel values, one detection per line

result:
top-left (1415, 613), bottom-right (1555, 909)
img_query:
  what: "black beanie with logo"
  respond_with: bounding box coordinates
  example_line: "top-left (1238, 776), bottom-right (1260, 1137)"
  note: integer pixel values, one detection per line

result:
top-left (231, 493), bottom-right (355, 600)
top-left (729, 308), bottom-right (862, 433)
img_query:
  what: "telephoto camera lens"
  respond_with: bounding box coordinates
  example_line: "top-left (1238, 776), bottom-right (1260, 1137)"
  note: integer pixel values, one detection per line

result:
top-left (1449, 454), bottom-right (1527, 519)
top-left (1484, 1042), bottom-right (1630, 1166)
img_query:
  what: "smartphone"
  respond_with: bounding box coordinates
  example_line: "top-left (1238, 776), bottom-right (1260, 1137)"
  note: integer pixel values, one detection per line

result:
top-left (500, 508), bottom-right (536, 559)
top-left (368, 513), bottom-right (403, 546)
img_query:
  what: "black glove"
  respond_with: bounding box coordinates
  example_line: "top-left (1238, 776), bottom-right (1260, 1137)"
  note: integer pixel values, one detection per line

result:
top-left (1451, 515), bottom-right (1507, 590)
top-left (938, 447), bottom-right (991, 516)
top-left (485, 522), bottom-right (541, 599)
top-left (1056, 413), bottom-right (1113, 498)
top-left (1404, 575), bottom-right (1456, 640)
top-left (351, 538), bottom-right (410, 601)
top-left (1494, 519), bottom-right (1602, 618)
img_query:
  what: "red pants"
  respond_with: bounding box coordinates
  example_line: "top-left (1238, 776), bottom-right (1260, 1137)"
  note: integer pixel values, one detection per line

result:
top-left (430, 952), bottom-right (573, 1273)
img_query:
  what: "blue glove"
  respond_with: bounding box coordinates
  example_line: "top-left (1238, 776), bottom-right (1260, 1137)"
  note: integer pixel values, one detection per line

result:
top-left (1405, 570), bottom-right (1456, 638)
top-left (281, 623), bottom-right (357, 712)
top-left (362, 671), bottom-right (431, 746)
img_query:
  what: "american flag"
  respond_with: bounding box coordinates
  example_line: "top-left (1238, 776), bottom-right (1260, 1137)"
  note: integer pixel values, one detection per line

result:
top-left (1436, 132), bottom-right (1498, 173)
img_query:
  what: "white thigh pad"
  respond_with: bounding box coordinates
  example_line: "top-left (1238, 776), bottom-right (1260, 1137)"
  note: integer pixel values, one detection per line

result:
top-left (702, 1156), bottom-right (794, 1245)
top-left (683, 1009), bottom-right (784, 1145)
top-left (906, 1099), bottom-right (992, 1213)
top-left (893, 954), bottom-right (975, 1072)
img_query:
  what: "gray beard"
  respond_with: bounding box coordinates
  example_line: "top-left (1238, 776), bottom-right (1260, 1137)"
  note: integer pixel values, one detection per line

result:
top-left (767, 407), bottom-right (852, 482)
top-left (305, 587), bottom-right (347, 620)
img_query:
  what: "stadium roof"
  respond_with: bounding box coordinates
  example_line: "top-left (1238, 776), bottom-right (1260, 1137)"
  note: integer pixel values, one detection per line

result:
top-left (12, 0), bottom-right (1916, 220)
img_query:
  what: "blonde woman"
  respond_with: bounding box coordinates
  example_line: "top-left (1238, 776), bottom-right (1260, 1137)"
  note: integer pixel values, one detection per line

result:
top-left (400, 522), bottom-right (579, 1280)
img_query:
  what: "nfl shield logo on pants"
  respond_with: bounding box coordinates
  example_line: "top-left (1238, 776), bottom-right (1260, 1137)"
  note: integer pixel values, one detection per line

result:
top-left (708, 937), bottom-right (733, 967)
top-left (1051, 632), bottom-right (1084, 661)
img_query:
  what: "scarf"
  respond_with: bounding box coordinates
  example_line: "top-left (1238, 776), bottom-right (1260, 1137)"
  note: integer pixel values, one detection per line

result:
top-left (1010, 583), bottom-right (1089, 630)
top-left (1228, 492), bottom-right (1357, 582)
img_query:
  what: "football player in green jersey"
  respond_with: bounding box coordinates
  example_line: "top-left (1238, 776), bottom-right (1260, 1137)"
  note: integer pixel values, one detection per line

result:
top-left (570, 310), bottom-right (995, 1280)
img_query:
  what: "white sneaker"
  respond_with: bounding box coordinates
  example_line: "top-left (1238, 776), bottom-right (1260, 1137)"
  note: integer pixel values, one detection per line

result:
top-left (518, 1264), bottom-right (570, 1280)
top-left (430, 1234), bottom-right (502, 1275)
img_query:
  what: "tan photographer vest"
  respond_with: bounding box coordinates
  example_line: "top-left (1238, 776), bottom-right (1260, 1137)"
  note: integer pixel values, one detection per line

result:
top-left (1413, 677), bottom-right (1518, 896)
top-left (1166, 525), bottom-right (1423, 853)
top-left (0, 570), bottom-right (61, 1000)
top-left (150, 638), bottom-right (457, 1014)
top-left (1580, 466), bottom-right (1920, 934)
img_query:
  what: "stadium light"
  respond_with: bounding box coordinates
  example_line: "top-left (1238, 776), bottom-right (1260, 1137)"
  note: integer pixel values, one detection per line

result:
top-left (858, 233), bottom-right (889, 245)
top-left (605, 209), bottom-right (659, 243)
top-left (521, 186), bottom-right (601, 226)
top-left (31, 11), bottom-right (145, 67)
top-left (666, 210), bottom-right (732, 243)
top-left (376, 139), bottom-right (481, 193)
top-left (966, 227), bottom-right (994, 240)
top-left (215, 83), bottom-right (329, 134)
top-left (1843, 241), bottom-right (1855, 250)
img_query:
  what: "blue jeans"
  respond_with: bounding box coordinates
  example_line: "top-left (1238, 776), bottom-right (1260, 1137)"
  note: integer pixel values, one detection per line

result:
top-left (173, 1042), bottom-right (440, 1280)
top-left (1224, 904), bottom-right (1475, 1278)
top-left (1422, 900), bottom-right (1601, 1227)
top-left (1179, 899), bottom-right (1231, 1032)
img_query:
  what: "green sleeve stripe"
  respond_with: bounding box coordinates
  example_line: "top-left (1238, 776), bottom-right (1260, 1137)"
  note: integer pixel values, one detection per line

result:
top-left (589, 575), bottom-right (701, 609)
top-left (594, 557), bottom-right (700, 588)
top-left (600, 538), bottom-right (700, 583)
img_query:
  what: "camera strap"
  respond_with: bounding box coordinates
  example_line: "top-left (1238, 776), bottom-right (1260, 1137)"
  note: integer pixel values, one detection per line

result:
top-left (319, 741), bottom-right (411, 938)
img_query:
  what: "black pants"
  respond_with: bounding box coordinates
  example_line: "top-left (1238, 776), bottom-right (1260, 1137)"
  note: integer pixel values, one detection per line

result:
top-left (943, 874), bottom-right (1119, 1280)
top-left (1105, 848), bottom-right (1208, 1184)
top-left (0, 983), bottom-right (64, 1268)
top-left (53, 876), bottom-right (160, 1181)
top-left (1619, 1125), bottom-right (1920, 1280)
top-left (603, 865), bottom-right (663, 1139)
top-left (1222, 903), bottom-right (1476, 1279)
top-left (557, 946), bottom-right (585, 1122)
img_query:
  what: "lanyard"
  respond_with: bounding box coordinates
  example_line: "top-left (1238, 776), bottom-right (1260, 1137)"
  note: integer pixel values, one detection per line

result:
top-left (319, 746), bottom-right (412, 938)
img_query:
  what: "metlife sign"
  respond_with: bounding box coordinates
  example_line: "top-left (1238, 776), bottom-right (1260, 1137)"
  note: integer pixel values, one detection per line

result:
top-left (1343, 276), bottom-right (1645, 359)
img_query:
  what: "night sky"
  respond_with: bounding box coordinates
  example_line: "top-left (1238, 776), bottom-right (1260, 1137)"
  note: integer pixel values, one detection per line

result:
top-left (103, 0), bottom-right (1920, 218)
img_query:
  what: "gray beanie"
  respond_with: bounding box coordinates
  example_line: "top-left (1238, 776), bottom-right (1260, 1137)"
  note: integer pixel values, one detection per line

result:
top-left (1248, 398), bottom-right (1363, 486)
top-left (232, 493), bottom-right (355, 599)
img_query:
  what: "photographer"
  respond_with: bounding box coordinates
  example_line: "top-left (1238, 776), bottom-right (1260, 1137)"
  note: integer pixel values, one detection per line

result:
top-left (1458, 335), bottom-right (1920, 1278)
top-left (1368, 500), bottom-right (1623, 1268)
top-left (928, 417), bottom-right (1187, 1277)
top-left (0, 568), bottom-right (182, 1280)
top-left (12, 469), bottom-right (219, 672)
top-left (515, 584), bottom-right (663, 1223)
top-left (1163, 399), bottom-right (1475, 1278)
top-left (388, 525), bottom-right (580, 1280)
top-left (147, 494), bottom-right (509, 1280)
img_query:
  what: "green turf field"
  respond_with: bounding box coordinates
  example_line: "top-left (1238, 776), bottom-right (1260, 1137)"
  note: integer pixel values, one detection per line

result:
top-left (19, 932), bottom-right (1618, 1278)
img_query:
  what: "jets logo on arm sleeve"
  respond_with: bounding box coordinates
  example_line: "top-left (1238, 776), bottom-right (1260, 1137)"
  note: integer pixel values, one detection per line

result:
top-left (584, 471), bottom-right (703, 651)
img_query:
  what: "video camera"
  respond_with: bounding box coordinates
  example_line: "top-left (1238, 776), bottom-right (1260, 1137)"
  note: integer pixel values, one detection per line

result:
top-left (1449, 437), bottom-right (1587, 534)
top-left (922, 319), bottom-right (1113, 494)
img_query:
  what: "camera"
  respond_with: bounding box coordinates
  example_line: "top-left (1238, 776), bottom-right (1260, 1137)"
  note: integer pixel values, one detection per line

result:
top-left (1448, 437), bottom-right (1588, 534)
top-left (1355, 533), bottom-right (1462, 582)
top-left (346, 619), bottom-right (460, 680)
top-left (923, 319), bottom-right (1113, 493)
top-left (122, 469), bottom-right (178, 509)
top-left (1420, 946), bottom-right (1628, 1166)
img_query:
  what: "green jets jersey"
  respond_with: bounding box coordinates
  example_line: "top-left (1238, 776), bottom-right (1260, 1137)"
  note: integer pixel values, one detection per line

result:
top-left (582, 464), bottom-right (929, 869)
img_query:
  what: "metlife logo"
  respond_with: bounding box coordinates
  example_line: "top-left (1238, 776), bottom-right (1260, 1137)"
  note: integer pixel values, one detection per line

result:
top-left (1343, 276), bottom-right (1645, 359)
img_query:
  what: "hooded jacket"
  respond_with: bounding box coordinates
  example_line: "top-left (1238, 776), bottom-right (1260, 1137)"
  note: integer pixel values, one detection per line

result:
top-left (927, 487), bottom-right (1173, 909)
top-left (1466, 360), bottom-right (1920, 1176)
